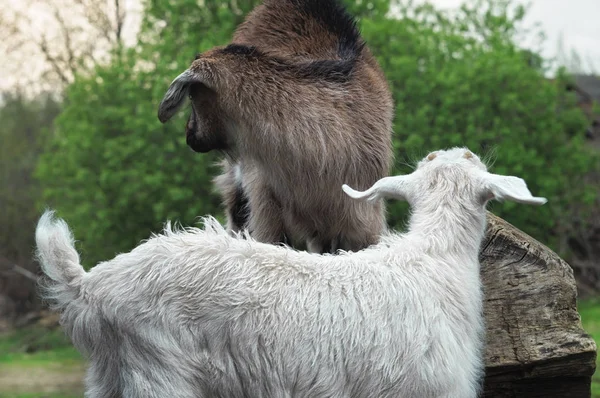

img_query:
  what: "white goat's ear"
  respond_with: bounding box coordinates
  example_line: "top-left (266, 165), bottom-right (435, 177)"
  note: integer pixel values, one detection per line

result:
top-left (483, 173), bottom-right (547, 205)
top-left (158, 70), bottom-right (197, 123)
top-left (342, 176), bottom-right (412, 203)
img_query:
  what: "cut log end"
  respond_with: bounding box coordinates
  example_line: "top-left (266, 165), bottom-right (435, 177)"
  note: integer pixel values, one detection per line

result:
top-left (481, 212), bottom-right (597, 397)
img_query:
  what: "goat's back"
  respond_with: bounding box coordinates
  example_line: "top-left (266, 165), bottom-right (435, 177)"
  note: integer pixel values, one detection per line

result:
top-left (234, 0), bottom-right (357, 59)
top-left (76, 224), bottom-right (483, 397)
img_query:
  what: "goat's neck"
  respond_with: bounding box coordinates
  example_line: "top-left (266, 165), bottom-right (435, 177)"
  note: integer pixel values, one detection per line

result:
top-left (406, 199), bottom-right (487, 261)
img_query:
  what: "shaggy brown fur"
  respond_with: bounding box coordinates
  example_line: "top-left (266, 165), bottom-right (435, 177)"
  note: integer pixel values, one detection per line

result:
top-left (157, 0), bottom-right (393, 253)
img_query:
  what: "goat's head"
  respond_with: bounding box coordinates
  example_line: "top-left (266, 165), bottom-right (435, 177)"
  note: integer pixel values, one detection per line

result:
top-left (157, 50), bottom-right (233, 154)
top-left (343, 147), bottom-right (547, 208)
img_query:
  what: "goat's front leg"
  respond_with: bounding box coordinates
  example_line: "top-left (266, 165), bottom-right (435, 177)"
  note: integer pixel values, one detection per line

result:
top-left (307, 237), bottom-right (340, 254)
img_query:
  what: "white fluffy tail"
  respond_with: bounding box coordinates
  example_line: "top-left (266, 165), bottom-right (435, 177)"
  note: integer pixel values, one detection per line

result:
top-left (35, 210), bottom-right (85, 310)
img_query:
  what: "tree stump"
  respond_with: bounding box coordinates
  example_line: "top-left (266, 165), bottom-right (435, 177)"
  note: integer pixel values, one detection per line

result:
top-left (481, 213), bottom-right (597, 397)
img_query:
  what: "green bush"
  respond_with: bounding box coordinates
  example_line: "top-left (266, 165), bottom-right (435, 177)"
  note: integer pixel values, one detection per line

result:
top-left (35, 1), bottom-right (256, 266)
top-left (361, 1), bottom-right (598, 243)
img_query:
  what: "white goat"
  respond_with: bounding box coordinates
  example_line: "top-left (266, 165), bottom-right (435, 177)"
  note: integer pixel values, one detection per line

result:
top-left (36, 147), bottom-right (546, 398)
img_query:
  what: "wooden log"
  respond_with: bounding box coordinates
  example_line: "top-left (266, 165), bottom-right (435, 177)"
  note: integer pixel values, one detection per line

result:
top-left (481, 213), bottom-right (597, 397)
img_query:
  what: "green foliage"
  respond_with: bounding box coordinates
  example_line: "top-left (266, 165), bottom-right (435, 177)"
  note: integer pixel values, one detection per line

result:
top-left (343, 0), bottom-right (391, 18)
top-left (36, 0), bottom-right (599, 265)
top-left (0, 326), bottom-right (80, 364)
top-left (35, 0), bottom-right (257, 266)
top-left (360, 0), bottom-right (598, 243)
top-left (0, 325), bottom-right (83, 397)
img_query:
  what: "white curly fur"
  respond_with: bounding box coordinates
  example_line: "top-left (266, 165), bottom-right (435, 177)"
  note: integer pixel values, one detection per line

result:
top-left (36, 147), bottom-right (546, 398)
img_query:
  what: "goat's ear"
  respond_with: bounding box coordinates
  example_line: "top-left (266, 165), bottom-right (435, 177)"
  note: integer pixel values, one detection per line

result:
top-left (158, 70), bottom-right (210, 123)
top-left (483, 173), bottom-right (547, 205)
top-left (342, 176), bottom-right (412, 203)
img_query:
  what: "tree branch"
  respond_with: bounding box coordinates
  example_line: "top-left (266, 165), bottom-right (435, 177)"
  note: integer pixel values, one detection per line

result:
top-left (38, 33), bottom-right (72, 85)
top-left (9, 264), bottom-right (39, 282)
top-left (51, 6), bottom-right (78, 76)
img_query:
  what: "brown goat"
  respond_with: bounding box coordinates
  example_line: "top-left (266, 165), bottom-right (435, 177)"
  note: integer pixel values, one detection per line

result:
top-left (157, 0), bottom-right (393, 253)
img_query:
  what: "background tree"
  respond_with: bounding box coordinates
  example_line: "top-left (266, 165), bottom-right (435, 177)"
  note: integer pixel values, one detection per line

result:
top-left (0, 91), bottom-right (62, 313)
top-left (0, 0), bottom-right (134, 92)
top-left (361, 0), bottom-right (598, 246)
top-left (33, 0), bottom-right (402, 266)
top-left (35, 0), bottom-right (261, 266)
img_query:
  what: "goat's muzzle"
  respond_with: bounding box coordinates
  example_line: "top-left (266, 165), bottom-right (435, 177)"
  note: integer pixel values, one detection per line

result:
top-left (185, 110), bottom-right (214, 153)
top-left (185, 111), bottom-right (229, 153)
top-left (186, 131), bottom-right (214, 153)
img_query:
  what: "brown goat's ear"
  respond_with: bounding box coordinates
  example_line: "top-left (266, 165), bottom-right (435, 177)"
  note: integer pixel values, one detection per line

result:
top-left (157, 70), bottom-right (194, 123)
top-left (158, 70), bottom-right (210, 123)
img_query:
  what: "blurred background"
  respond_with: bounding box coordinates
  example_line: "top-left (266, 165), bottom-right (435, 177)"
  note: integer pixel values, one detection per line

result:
top-left (0, 0), bottom-right (599, 396)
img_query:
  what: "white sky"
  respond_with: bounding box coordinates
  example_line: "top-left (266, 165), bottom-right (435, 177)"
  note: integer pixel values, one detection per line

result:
top-left (0, 0), bottom-right (598, 93)
top-left (422, 0), bottom-right (600, 73)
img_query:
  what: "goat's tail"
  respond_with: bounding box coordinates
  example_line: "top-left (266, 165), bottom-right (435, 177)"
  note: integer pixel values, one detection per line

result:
top-left (35, 210), bottom-right (86, 311)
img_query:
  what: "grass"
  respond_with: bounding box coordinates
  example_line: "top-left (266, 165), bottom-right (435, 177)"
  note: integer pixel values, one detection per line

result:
top-left (578, 299), bottom-right (600, 397)
top-left (0, 326), bottom-right (81, 366)
top-left (0, 326), bottom-right (85, 397)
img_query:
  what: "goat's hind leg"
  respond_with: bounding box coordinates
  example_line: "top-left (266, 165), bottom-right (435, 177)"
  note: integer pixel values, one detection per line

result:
top-left (83, 360), bottom-right (121, 398)
top-left (120, 365), bottom-right (199, 398)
